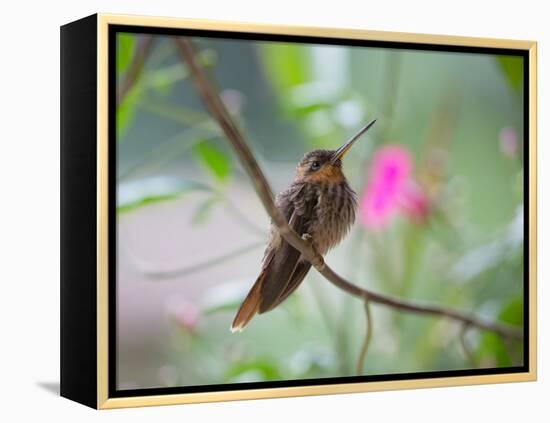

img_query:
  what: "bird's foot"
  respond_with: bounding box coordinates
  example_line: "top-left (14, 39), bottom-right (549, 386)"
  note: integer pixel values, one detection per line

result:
top-left (301, 233), bottom-right (325, 269)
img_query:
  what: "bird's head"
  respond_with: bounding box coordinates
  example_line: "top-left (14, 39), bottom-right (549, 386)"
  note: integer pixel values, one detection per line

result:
top-left (295, 119), bottom-right (376, 184)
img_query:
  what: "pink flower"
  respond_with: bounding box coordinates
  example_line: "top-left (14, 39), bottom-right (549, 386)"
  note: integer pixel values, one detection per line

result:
top-left (499, 127), bottom-right (519, 158)
top-left (168, 299), bottom-right (200, 332)
top-left (399, 180), bottom-right (430, 224)
top-left (359, 145), bottom-right (429, 230)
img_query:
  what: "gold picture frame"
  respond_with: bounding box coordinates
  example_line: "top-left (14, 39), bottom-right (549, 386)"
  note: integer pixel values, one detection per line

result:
top-left (60, 13), bottom-right (537, 409)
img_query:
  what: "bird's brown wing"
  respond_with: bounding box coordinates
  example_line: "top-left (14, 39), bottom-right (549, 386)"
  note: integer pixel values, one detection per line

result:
top-left (232, 185), bottom-right (313, 331)
top-left (258, 198), bottom-right (313, 313)
top-left (231, 220), bottom-right (305, 330)
top-left (259, 261), bottom-right (312, 313)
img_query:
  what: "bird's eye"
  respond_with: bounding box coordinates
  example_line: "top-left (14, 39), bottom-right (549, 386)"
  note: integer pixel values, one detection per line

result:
top-left (310, 161), bottom-right (321, 171)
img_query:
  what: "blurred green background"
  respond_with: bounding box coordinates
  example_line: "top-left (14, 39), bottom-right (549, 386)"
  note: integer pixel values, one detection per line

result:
top-left (115, 33), bottom-right (524, 390)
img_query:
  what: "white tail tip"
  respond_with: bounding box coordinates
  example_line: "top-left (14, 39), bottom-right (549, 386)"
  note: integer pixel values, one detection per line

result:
top-left (230, 324), bottom-right (243, 333)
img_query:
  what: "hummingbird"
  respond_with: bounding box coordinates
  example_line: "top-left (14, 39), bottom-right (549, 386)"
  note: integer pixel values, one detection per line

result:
top-left (231, 119), bottom-right (376, 332)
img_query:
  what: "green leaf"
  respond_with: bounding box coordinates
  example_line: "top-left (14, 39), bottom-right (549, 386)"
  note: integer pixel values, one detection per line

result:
top-left (148, 63), bottom-right (186, 95)
top-left (116, 34), bottom-right (142, 140)
top-left (477, 332), bottom-right (511, 366)
top-left (147, 50), bottom-right (218, 95)
top-left (257, 43), bottom-right (311, 115)
top-left (191, 196), bottom-right (220, 225)
top-left (225, 360), bottom-right (282, 382)
top-left (259, 43), bottom-right (311, 91)
top-left (117, 34), bottom-right (135, 76)
top-left (193, 140), bottom-right (232, 182)
top-left (477, 297), bottom-right (524, 366)
top-left (117, 192), bottom-right (182, 214)
top-left (291, 101), bottom-right (332, 118)
top-left (497, 56), bottom-right (524, 93)
top-left (117, 82), bottom-right (142, 140)
top-left (499, 297), bottom-right (524, 326)
top-left (117, 178), bottom-right (211, 214)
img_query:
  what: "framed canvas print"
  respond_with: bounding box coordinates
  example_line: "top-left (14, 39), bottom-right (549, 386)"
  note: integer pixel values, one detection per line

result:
top-left (60, 13), bottom-right (537, 409)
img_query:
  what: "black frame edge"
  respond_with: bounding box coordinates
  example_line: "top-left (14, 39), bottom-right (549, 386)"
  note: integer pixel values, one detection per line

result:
top-left (60, 13), bottom-right (99, 409)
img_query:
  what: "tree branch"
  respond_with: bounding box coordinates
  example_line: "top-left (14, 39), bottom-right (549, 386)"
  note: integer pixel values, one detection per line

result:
top-left (118, 35), bottom-right (155, 106)
top-left (173, 36), bottom-right (523, 342)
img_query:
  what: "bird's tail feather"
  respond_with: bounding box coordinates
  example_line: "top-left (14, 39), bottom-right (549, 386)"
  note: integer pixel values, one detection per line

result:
top-left (231, 272), bottom-right (264, 332)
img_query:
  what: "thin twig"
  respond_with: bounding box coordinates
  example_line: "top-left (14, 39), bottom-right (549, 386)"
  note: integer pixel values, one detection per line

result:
top-left (356, 299), bottom-right (373, 375)
top-left (222, 197), bottom-right (267, 237)
top-left (174, 36), bottom-right (523, 342)
top-left (118, 35), bottom-right (155, 106)
top-left (460, 323), bottom-right (478, 368)
top-left (117, 126), bottom-right (206, 181)
top-left (136, 241), bottom-right (264, 280)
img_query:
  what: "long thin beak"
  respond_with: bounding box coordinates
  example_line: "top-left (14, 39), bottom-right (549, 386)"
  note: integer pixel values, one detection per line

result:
top-left (331, 119), bottom-right (377, 163)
